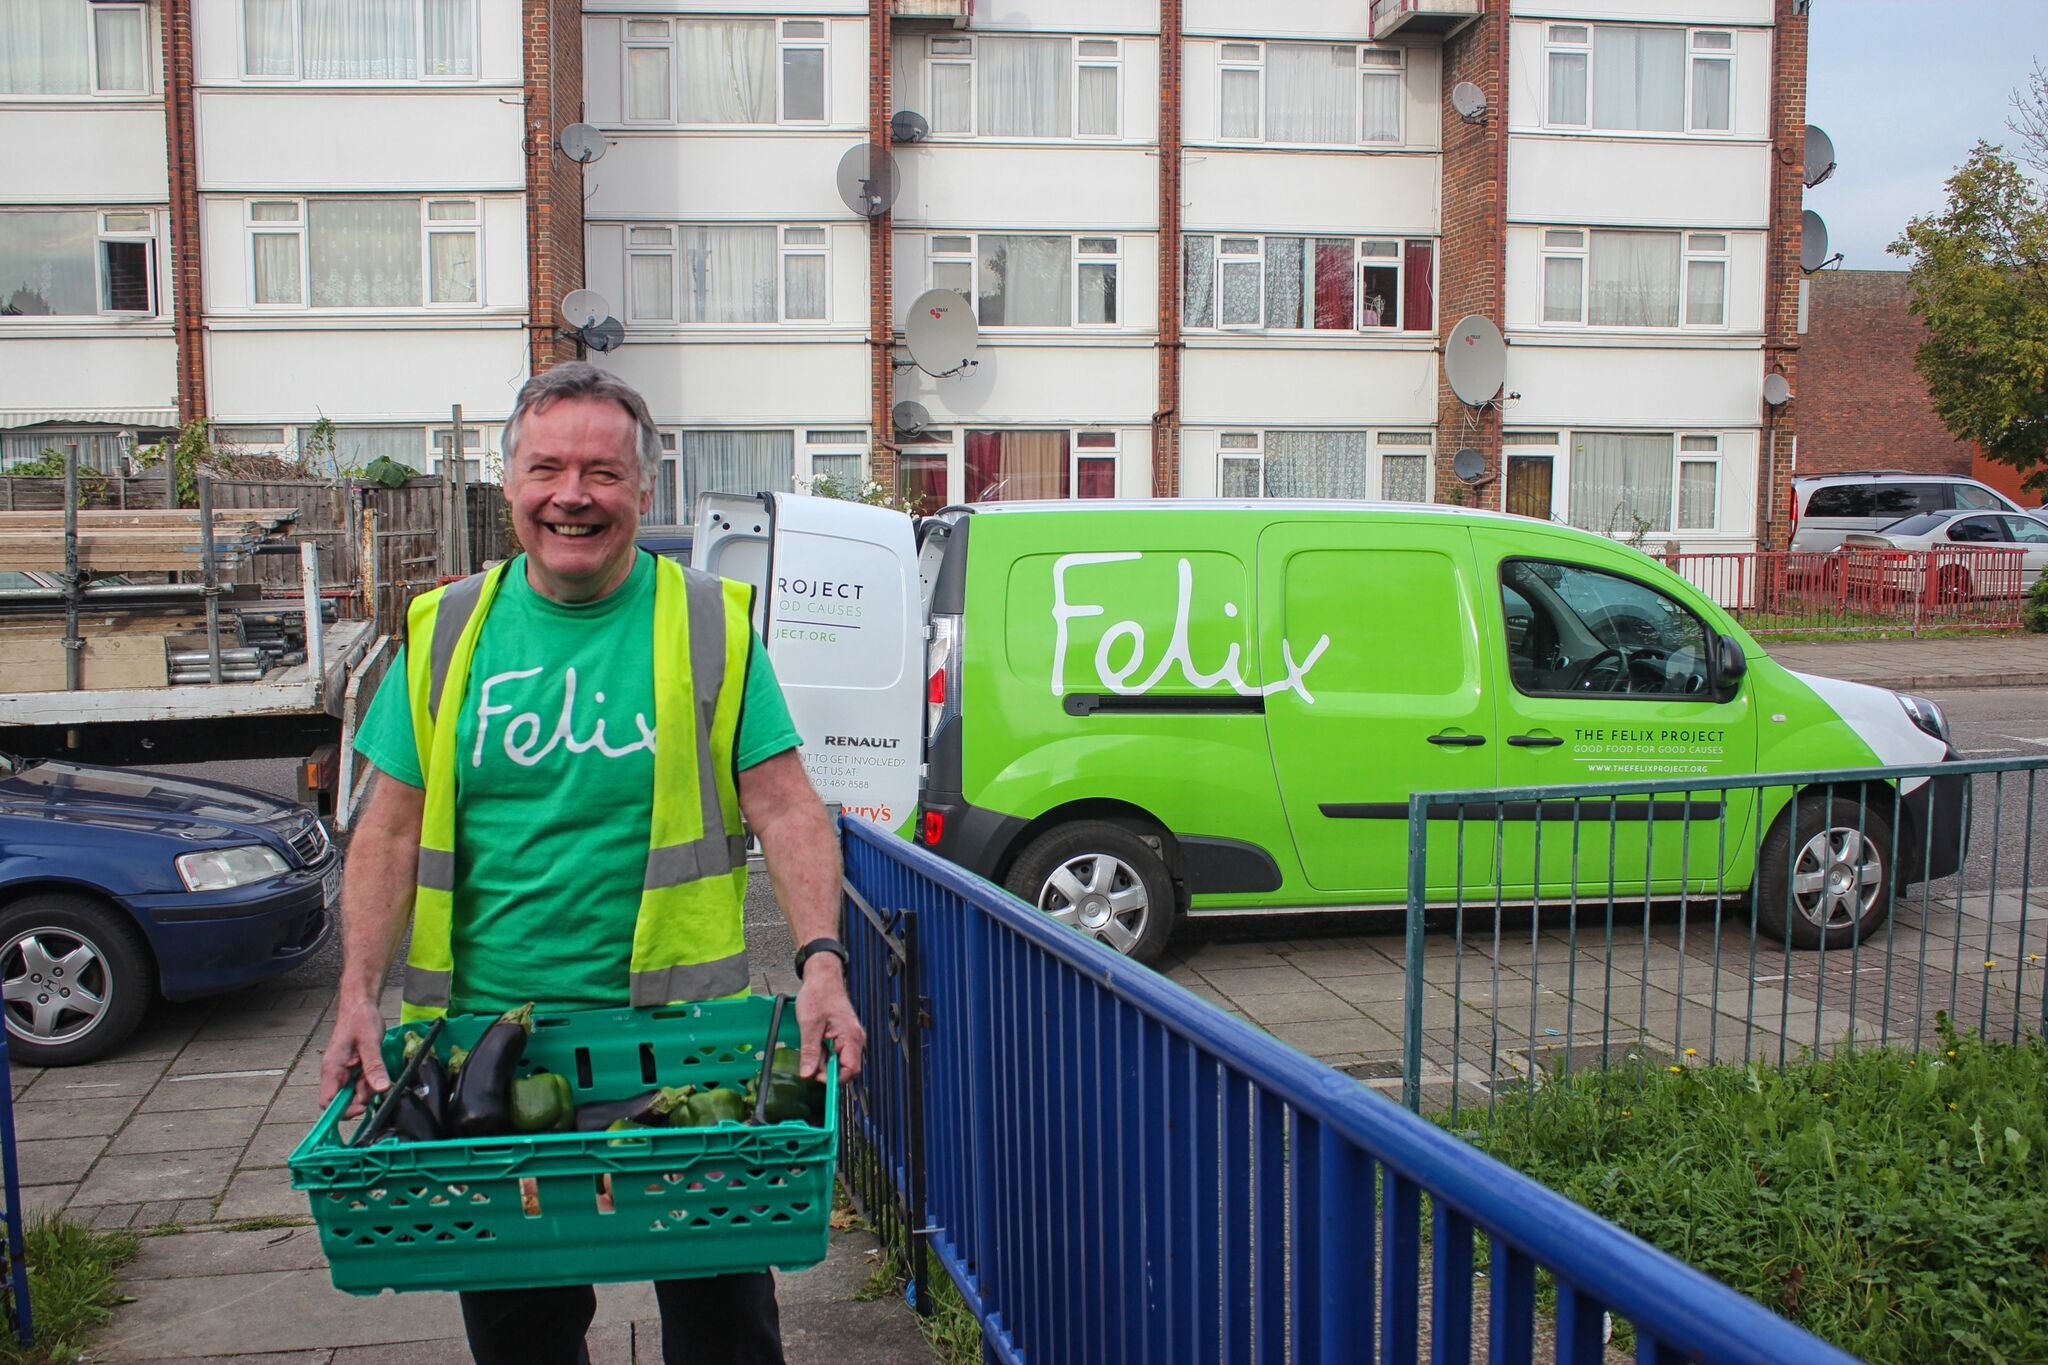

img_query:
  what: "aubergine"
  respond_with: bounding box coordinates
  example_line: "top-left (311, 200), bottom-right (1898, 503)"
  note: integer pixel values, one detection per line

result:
top-left (400, 1032), bottom-right (449, 1134)
top-left (447, 1003), bottom-right (535, 1138)
top-left (573, 1086), bottom-right (689, 1132)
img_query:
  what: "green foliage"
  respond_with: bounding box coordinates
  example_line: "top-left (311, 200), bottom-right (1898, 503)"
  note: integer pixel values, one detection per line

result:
top-left (361, 455), bottom-right (419, 488)
top-left (2026, 567), bottom-right (2048, 632)
top-left (1451, 1020), bottom-right (2048, 1364)
top-left (133, 420), bottom-right (216, 507)
top-left (0, 1217), bottom-right (140, 1364)
top-left (1891, 135), bottom-right (2048, 490)
top-left (5, 450), bottom-right (69, 478)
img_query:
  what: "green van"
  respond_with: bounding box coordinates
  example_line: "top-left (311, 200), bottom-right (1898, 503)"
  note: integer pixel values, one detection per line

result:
top-left (700, 498), bottom-right (1963, 965)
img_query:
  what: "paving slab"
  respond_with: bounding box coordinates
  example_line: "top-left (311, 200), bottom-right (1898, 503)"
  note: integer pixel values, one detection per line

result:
top-left (18, 1183), bottom-right (75, 1218)
top-left (12, 1094), bottom-right (139, 1140)
top-left (128, 1227), bottom-right (332, 1278)
top-left (1200, 963), bottom-right (1318, 995)
top-left (138, 1070), bottom-right (287, 1113)
top-left (104, 1269), bottom-right (466, 1357)
top-left (171, 1038), bottom-right (314, 1076)
top-left (20, 1060), bottom-right (167, 1101)
top-left (73, 1148), bottom-right (239, 1206)
top-left (110, 1105), bottom-right (269, 1156)
top-left (1233, 988), bottom-right (1362, 1025)
top-left (245, 1120), bottom-right (316, 1169)
top-left (215, 1166), bottom-right (308, 1223)
top-left (17, 1134), bottom-right (106, 1186)
top-left (127, 1353), bottom-right (332, 1364)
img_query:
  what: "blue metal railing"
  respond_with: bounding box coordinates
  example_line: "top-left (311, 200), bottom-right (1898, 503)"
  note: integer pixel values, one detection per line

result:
top-left (841, 819), bottom-right (1855, 1364)
top-left (0, 1036), bottom-right (33, 1345)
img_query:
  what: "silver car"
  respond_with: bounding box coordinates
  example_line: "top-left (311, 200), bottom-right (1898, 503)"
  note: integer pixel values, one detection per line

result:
top-left (1792, 472), bottom-right (2021, 553)
top-left (1842, 509), bottom-right (2048, 601)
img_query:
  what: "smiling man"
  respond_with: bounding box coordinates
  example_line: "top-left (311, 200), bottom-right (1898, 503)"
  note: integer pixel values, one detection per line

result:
top-left (319, 363), bottom-right (864, 1365)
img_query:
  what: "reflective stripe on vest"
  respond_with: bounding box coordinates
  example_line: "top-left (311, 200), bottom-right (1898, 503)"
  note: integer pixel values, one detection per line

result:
top-left (398, 556), bottom-right (751, 1020)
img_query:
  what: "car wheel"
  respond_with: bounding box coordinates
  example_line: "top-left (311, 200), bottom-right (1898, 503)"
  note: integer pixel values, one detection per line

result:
top-left (1755, 795), bottom-right (1894, 951)
top-left (0, 894), bottom-right (155, 1066)
top-left (1004, 822), bottom-right (1177, 965)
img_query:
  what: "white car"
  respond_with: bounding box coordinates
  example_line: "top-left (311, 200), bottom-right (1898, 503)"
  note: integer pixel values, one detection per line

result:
top-left (1841, 509), bottom-right (2048, 601)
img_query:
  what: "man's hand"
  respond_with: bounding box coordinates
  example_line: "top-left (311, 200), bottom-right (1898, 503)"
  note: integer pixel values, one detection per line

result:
top-left (794, 956), bottom-right (865, 1080)
top-left (319, 996), bottom-right (392, 1117)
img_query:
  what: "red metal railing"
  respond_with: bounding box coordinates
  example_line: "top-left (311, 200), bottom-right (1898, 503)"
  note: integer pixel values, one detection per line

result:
top-left (1660, 547), bottom-right (2026, 637)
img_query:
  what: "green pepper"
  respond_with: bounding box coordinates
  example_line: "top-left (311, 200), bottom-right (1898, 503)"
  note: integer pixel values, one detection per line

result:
top-left (509, 1071), bottom-right (574, 1133)
top-left (684, 1086), bottom-right (749, 1126)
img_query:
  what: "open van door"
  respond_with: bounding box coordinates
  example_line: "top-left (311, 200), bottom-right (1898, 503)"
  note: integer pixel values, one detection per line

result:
top-left (693, 492), bottom-right (923, 838)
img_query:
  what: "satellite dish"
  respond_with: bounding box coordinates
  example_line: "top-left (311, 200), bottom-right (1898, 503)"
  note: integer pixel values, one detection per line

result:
top-left (583, 317), bottom-right (625, 354)
top-left (558, 123), bottom-right (609, 165)
top-left (904, 288), bottom-right (978, 378)
top-left (1763, 373), bottom-right (1793, 407)
top-left (560, 289), bottom-right (609, 331)
top-left (1444, 315), bottom-right (1506, 407)
top-left (1452, 447), bottom-right (1486, 483)
top-left (1803, 125), bottom-right (1836, 189)
top-left (892, 400), bottom-right (931, 436)
top-left (890, 109), bottom-right (930, 144)
top-left (1450, 82), bottom-right (1488, 120)
top-left (1800, 210), bottom-right (1831, 272)
top-left (835, 143), bottom-right (900, 218)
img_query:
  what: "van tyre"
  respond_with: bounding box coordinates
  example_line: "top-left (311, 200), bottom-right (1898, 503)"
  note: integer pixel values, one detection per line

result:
top-left (1755, 795), bottom-right (1894, 951)
top-left (0, 894), bottom-right (155, 1067)
top-left (1006, 823), bottom-right (1176, 965)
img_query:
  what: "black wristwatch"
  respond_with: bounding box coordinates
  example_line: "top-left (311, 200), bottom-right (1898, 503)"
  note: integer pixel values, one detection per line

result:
top-left (793, 937), bottom-right (849, 978)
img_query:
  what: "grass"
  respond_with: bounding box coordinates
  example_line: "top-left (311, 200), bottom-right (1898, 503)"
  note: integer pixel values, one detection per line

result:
top-left (1447, 1018), bottom-right (2048, 1365)
top-left (0, 1217), bottom-right (141, 1365)
top-left (853, 1246), bottom-right (983, 1365)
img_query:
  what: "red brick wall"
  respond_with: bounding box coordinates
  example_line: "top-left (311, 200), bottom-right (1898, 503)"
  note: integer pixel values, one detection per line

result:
top-left (525, 0), bottom-right (586, 376)
top-left (1801, 270), bottom-right (1975, 478)
top-left (162, 0), bottom-right (205, 424)
top-left (1433, 8), bottom-right (1506, 506)
top-left (1757, 0), bottom-right (1807, 546)
top-left (1153, 0), bottom-right (1182, 497)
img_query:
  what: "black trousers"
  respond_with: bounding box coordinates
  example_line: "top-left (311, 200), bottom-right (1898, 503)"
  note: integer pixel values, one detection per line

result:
top-left (459, 1272), bottom-right (783, 1365)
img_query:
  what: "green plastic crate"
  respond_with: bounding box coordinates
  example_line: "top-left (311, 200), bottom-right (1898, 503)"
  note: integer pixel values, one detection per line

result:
top-left (289, 997), bottom-right (838, 1295)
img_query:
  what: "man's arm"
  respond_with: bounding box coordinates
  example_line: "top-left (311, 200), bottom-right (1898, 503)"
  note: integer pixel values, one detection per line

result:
top-left (738, 748), bottom-right (867, 1080)
top-left (317, 765), bottom-right (427, 1113)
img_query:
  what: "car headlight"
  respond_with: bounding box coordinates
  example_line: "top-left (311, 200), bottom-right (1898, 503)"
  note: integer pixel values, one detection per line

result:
top-left (1895, 692), bottom-right (1951, 745)
top-left (176, 845), bottom-right (291, 892)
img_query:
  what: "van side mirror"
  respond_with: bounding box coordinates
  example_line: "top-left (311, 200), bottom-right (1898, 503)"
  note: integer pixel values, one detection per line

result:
top-left (1714, 633), bottom-right (1747, 701)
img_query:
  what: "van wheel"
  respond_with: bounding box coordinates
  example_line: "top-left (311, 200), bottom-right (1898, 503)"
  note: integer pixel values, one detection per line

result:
top-left (1755, 795), bottom-right (1894, 950)
top-left (0, 894), bottom-right (155, 1066)
top-left (1005, 823), bottom-right (1176, 965)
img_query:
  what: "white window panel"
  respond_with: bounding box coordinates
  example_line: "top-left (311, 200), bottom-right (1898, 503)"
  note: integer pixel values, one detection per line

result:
top-left (1568, 432), bottom-right (1676, 535)
top-left (2, 1), bottom-right (152, 96)
top-left (243, 198), bottom-right (500, 310)
top-left (1545, 23), bottom-right (1737, 135)
top-left (625, 18), bottom-right (821, 126)
top-left (1186, 234), bottom-right (1433, 333)
top-left (0, 209), bottom-right (158, 318)
top-left (781, 225), bottom-right (827, 321)
top-left (928, 233), bottom-right (1116, 328)
top-left (1217, 41), bottom-right (1404, 146)
top-left (779, 19), bottom-right (826, 122)
top-left (624, 224), bottom-right (830, 326)
top-left (898, 33), bottom-right (1121, 141)
top-left (241, 0), bottom-right (477, 81)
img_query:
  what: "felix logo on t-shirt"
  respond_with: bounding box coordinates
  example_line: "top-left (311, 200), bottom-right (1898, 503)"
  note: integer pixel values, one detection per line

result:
top-left (472, 667), bottom-right (656, 768)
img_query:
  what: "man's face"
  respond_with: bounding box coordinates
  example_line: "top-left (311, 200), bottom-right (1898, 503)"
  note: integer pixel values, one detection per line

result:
top-left (505, 395), bottom-right (653, 603)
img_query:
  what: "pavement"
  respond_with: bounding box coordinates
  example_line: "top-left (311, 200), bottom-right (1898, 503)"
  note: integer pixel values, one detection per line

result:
top-left (1764, 631), bottom-right (2048, 690)
top-left (11, 953), bottom-right (932, 1364)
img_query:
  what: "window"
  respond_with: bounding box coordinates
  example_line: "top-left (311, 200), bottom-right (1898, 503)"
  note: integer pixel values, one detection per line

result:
top-left (966, 430), bottom-right (1070, 501)
top-left (1215, 429), bottom-right (1432, 501)
top-left (1500, 559), bottom-right (1711, 698)
top-left (620, 18), bottom-right (821, 124)
top-left (893, 34), bottom-right (1121, 139)
top-left (678, 430), bottom-right (794, 514)
top-left (1540, 228), bottom-right (1731, 329)
top-left (0, 211), bottom-right (156, 318)
top-left (1804, 483), bottom-right (1943, 520)
top-left (625, 224), bottom-right (830, 325)
top-left (0, 430), bottom-right (133, 474)
top-left (1949, 516), bottom-right (2002, 545)
top-left (1544, 23), bottom-right (1735, 134)
top-left (1567, 432), bottom-right (1730, 536)
top-left (1, 2), bottom-right (148, 96)
top-left (927, 234), bottom-right (1118, 328)
top-left (303, 425), bottom-right (428, 472)
top-left (1074, 431), bottom-right (1117, 498)
top-left (1676, 435), bottom-right (1719, 531)
top-left (2004, 516), bottom-right (2048, 545)
top-left (803, 430), bottom-right (867, 492)
top-left (244, 198), bottom-right (486, 309)
top-left (1214, 42), bottom-right (1404, 145)
top-left (1184, 234), bottom-right (1435, 332)
top-left (243, 0), bottom-right (476, 81)
top-left (430, 426), bottom-right (483, 481)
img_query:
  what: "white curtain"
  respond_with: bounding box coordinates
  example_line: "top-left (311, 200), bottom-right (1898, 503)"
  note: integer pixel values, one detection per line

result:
top-left (977, 235), bottom-right (1068, 326)
top-left (428, 233), bottom-right (477, 303)
top-left (0, 212), bottom-right (96, 316)
top-left (1077, 260), bottom-right (1115, 324)
top-left (680, 20), bottom-right (773, 123)
top-left (2, 431), bottom-right (127, 473)
top-left (308, 201), bottom-right (420, 306)
top-left (1686, 258), bottom-right (1725, 325)
top-left (979, 36), bottom-right (1070, 137)
top-left (0, 0), bottom-right (88, 94)
top-left (1381, 454), bottom-right (1429, 503)
top-left (252, 232), bottom-right (302, 304)
top-left (1078, 65), bottom-right (1117, 135)
top-left (628, 253), bottom-right (673, 320)
top-left (1570, 433), bottom-right (1672, 534)
top-left (679, 226), bottom-right (775, 322)
top-left (1219, 457), bottom-right (1261, 498)
top-left (1361, 71), bottom-right (1401, 142)
top-left (1678, 461), bottom-right (1718, 530)
top-left (1589, 231), bottom-right (1679, 327)
top-left (1592, 26), bottom-right (1683, 132)
top-left (781, 47), bottom-right (824, 120)
top-left (1692, 57), bottom-right (1731, 131)
top-left (1264, 431), bottom-right (1372, 498)
top-left (931, 63), bottom-right (972, 133)
top-left (682, 431), bottom-right (793, 509)
top-left (1542, 255), bottom-right (1583, 323)
top-left (1220, 67), bottom-right (1259, 138)
top-left (1263, 237), bottom-right (1307, 328)
top-left (1182, 237), bottom-right (1215, 327)
top-left (243, 0), bottom-right (295, 76)
top-left (626, 46), bottom-right (671, 121)
top-left (93, 8), bottom-right (147, 92)
top-left (1547, 51), bottom-right (1587, 124)
top-left (783, 253), bottom-right (826, 320)
top-left (422, 0), bottom-right (474, 76)
top-left (1266, 44), bottom-right (1355, 143)
top-left (303, 0), bottom-right (417, 80)
top-left (319, 426), bottom-right (424, 468)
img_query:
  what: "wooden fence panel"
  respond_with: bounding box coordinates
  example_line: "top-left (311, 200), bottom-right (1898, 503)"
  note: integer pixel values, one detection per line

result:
top-left (0, 476), bottom-right (173, 511)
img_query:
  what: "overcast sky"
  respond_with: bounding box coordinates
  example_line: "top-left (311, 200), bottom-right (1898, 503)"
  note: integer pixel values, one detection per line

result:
top-left (1805, 2), bottom-right (2043, 269)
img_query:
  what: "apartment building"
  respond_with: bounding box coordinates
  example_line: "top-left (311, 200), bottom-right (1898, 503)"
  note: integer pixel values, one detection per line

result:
top-left (3, 0), bottom-right (1807, 553)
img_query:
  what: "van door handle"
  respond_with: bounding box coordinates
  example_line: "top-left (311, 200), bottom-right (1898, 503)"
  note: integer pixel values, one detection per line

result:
top-left (1507, 734), bottom-right (1565, 748)
top-left (1427, 733), bottom-right (1486, 747)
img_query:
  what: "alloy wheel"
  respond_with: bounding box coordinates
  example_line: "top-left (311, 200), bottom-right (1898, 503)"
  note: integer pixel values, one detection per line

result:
top-left (2, 927), bottom-right (113, 1046)
top-left (1037, 853), bottom-right (1151, 955)
top-left (1788, 826), bottom-right (1883, 931)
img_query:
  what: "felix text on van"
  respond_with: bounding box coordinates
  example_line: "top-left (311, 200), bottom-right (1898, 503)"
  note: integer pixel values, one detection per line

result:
top-left (1050, 553), bottom-right (1332, 703)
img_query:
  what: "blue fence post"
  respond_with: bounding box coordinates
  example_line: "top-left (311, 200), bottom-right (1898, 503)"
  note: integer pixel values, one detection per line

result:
top-left (0, 1034), bottom-right (31, 1346)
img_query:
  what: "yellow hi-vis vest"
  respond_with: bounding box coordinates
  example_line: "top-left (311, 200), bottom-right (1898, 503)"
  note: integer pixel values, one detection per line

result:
top-left (397, 556), bottom-right (754, 1021)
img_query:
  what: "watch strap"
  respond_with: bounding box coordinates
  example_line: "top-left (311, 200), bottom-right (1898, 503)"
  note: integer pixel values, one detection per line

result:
top-left (793, 936), bottom-right (849, 978)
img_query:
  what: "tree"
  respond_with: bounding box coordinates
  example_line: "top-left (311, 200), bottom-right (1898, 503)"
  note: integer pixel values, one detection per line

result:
top-left (1890, 69), bottom-right (2048, 491)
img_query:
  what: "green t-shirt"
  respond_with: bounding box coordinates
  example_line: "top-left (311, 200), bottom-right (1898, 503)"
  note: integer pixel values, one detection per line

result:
top-left (354, 552), bottom-right (801, 1016)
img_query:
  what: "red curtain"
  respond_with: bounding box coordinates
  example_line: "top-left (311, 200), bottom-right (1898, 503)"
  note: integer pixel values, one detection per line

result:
top-left (1314, 239), bottom-right (1353, 330)
top-left (1403, 241), bottom-right (1435, 332)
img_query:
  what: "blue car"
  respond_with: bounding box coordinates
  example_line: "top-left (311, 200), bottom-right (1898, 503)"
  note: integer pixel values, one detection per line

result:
top-left (0, 751), bottom-right (336, 1065)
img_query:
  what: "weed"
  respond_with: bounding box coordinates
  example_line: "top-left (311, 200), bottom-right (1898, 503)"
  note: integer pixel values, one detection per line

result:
top-left (1449, 1019), bottom-right (2048, 1364)
top-left (0, 1217), bottom-right (141, 1365)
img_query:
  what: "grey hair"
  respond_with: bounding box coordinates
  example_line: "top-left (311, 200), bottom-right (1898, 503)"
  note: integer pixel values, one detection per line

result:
top-left (501, 362), bottom-right (661, 489)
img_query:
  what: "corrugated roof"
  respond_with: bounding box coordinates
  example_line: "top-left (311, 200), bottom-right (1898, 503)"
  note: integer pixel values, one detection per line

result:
top-left (0, 410), bottom-right (179, 431)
